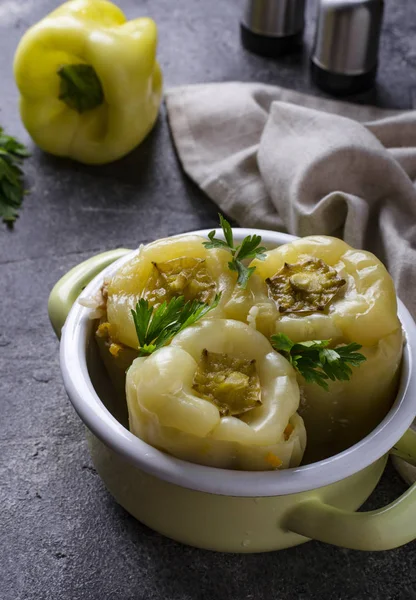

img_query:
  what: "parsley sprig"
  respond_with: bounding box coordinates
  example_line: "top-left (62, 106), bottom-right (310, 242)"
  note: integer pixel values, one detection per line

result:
top-left (131, 294), bottom-right (221, 357)
top-left (203, 214), bottom-right (267, 288)
top-left (271, 333), bottom-right (366, 390)
top-left (0, 127), bottom-right (30, 225)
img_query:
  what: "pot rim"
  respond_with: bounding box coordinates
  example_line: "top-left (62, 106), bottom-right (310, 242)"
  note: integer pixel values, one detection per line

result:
top-left (60, 228), bottom-right (416, 497)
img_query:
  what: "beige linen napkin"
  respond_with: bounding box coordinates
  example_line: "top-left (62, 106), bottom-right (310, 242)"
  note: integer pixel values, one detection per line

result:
top-left (165, 82), bottom-right (416, 315)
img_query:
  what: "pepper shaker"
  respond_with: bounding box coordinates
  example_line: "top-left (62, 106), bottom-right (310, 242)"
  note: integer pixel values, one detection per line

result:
top-left (311, 0), bottom-right (384, 95)
top-left (241, 0), bottom-right (306, 57)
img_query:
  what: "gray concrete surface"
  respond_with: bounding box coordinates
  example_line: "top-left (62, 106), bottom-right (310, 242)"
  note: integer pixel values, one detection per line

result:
top-left (1, 1), bottom-right (415, 599)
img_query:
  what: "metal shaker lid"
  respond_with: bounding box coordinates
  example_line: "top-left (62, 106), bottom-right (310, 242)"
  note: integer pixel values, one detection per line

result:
top-left (242, 0), bottom-right (306, 38)
top-left (311, 0), bottom-right (384, 76)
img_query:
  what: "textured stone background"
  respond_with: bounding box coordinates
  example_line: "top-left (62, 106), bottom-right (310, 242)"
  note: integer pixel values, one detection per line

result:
top-left (1, 1), bottom-right (416, 599)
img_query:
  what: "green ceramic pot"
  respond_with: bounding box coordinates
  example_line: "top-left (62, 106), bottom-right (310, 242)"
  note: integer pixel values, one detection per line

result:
top-left (48, 229), bottom-right (416, 552)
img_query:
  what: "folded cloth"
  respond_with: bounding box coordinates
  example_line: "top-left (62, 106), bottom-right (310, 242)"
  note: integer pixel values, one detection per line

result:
top-left (165, 82), bottom-right (416, 316)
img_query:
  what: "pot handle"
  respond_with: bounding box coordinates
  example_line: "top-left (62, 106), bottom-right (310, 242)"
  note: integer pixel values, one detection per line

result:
top-left (48, 249), bottom-right (130, 339)
top-left (284, 428), bottom-right (416, 551)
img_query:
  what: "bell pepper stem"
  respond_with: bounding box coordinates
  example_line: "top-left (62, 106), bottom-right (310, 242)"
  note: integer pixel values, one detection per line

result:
top-left (58, 64), bottom-right (104, 113)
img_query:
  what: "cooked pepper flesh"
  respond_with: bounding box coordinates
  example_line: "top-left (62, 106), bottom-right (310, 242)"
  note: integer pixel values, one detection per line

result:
top-left (192, 349), bottom-right (262, 416)
top-left (266, 257), bottom-right (346, 314)
top-left (142, 257), bottom-right (216, 306)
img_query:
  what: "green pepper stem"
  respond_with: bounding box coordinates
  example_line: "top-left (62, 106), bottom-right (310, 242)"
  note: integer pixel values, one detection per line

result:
top-left (57, 64), bottom-right (104, 113)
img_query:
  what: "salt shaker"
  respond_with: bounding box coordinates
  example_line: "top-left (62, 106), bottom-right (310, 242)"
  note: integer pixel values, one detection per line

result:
top-left (311, 0), bottom-right (384, 95)
top-left (241, 0), bottom-right (306, 57)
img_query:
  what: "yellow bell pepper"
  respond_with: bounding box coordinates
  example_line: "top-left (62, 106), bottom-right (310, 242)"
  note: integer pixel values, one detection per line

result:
top-left (13, 0), bottom-right (163, 165)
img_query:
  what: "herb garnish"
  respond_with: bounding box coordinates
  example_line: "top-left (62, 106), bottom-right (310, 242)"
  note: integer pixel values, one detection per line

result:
top-left (131, 293), bottom-right (221, 357)
top-left (203, 214), bottom-right (267, 288)
top-left (271, 333), bottom-right (366, 390)
top-left (0, 127), bottom-right (30, 225)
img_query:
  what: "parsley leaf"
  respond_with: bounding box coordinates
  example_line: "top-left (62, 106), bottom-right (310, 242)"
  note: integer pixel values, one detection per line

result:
top-left (236, 234), bottom-right (266, 261)
top-left (271, 333), bottom-right (366, 390)
top-left (131, 293), bottom-right (221, 357)
top-left (219, 213), bottom-right (234, 248)
top-left (0, 127), bottom-right (30, 226)
top-left (228, 260), bottom-right (256, 289)
top-left (203, 214), bottom-right (267, 288)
